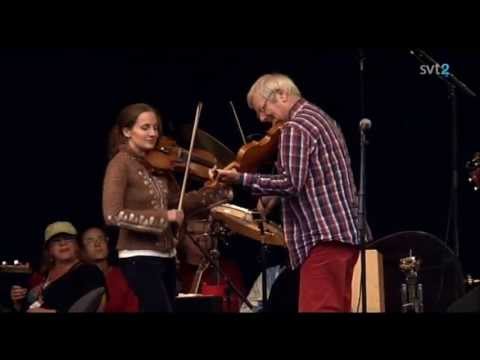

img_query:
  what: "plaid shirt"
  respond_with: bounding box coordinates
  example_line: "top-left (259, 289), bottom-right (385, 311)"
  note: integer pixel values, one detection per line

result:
top-left (242, 99), bottom-right (360, 268)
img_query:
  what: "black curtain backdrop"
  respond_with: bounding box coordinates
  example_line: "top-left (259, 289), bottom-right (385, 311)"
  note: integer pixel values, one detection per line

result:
top-left (1, 48), bottom-right (478, 291)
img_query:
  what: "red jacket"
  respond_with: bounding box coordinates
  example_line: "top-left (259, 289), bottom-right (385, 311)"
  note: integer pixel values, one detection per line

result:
top-left (104, 266), bottom-right (139, 313)
top-left (178, 259), bottom-right (245, 312)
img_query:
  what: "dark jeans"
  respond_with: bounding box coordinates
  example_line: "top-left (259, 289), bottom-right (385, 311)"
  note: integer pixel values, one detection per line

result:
top-left (119, 256), bottom-right (177, 313)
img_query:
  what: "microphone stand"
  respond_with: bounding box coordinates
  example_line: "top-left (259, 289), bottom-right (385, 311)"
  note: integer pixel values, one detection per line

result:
top-left (357, 48), bottom-right (368, 313)
top-left (409, 49), bottom-right (477, 258)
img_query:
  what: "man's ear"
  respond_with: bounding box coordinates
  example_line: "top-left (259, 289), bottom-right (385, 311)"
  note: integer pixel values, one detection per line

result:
top-left (277, 90), bottom-right (289, 103)
top-left (122, 127), bottom-right (131, 138)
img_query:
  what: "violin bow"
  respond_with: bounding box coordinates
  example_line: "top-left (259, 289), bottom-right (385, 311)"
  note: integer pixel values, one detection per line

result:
top-left (177, 102), bottom-right (203, 212)
top-left (229, 100), bottom-right (247, 145)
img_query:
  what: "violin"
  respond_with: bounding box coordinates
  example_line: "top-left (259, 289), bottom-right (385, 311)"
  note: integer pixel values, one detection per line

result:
top-left (228, 119), bottom-right (285, 173)
top-left (146, 136), bottom-right (218, 181)
top-left (207, 119), bottom-right (285, 187)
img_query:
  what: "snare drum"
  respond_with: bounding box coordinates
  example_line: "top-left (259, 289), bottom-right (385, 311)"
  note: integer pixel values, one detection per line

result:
top-left (210, 204), bottom-right (285, 247)
top-left (186, 219), bottom-right (211, 235)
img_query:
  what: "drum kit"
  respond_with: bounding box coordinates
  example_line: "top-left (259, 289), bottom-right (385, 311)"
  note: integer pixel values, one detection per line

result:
top-left (177, 125), bottom-right (286, 249)
top-left (180, 202), bottom-right (285, 312)
top-left (184, 202), bottom-right (285, 249)
top-left (174, 127), bottom-right (286, 311)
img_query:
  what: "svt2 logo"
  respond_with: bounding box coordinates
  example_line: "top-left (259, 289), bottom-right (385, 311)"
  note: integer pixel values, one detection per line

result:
top-left (420, 63), bottom-right (450, 77)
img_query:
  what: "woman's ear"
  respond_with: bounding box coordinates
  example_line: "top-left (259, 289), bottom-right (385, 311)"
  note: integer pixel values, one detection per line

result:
top-left (122, 127), bottom-right (131, 138)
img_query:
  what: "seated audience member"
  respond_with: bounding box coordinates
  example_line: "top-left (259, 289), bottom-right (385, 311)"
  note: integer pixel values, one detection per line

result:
top-left (10, 221), bottom-right (105, 313)
top-left (80, 226), bottom-right (139, 312)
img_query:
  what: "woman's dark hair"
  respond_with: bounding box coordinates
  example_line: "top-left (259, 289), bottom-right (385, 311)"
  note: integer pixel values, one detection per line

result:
top-left (107, 103), bottom-right (162, 159)
top-left (39, 248), bottom-right (55, 276)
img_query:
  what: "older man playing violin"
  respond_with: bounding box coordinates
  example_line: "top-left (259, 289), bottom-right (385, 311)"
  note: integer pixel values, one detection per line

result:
top-left (211, 73), bottom-right (361, 313)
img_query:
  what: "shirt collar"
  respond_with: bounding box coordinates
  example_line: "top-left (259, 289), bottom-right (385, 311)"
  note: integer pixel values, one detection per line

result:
top-left (288, 98), bottom-right (307, 121)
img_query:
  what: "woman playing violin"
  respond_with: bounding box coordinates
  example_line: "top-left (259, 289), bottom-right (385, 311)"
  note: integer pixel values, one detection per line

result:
top-left (211, 74), bottom-right (361, 313)
top-left (103, 103), bottom-right (232, 312)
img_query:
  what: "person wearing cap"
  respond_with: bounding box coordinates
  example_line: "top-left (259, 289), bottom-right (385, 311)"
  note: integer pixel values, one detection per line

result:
top-left (103, 103), bottom-right (232, 312)
top-left (79, 226), bottom-right (139, 312)
top-left (10, 221), bottom-right (105, 313)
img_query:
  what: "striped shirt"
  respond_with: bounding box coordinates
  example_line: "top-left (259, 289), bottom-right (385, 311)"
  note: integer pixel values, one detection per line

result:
top-left (242, 99), bottom-right (360, 268)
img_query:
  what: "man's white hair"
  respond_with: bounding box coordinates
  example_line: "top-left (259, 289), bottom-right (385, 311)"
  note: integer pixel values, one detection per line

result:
top-left (247, 73), bottom-right (301, 109)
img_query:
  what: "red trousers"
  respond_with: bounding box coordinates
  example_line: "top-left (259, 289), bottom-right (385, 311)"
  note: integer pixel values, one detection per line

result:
top-left (299, 242), bottom-right (359, 312)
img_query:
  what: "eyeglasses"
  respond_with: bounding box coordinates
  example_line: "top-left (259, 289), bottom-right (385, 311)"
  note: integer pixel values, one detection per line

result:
top-left (258, 91), bottom-right (275, 115)
top-left (83, 237), bottom-right (107, 246)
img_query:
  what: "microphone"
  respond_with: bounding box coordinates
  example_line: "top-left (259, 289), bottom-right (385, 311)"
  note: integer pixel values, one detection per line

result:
top-left (359, 118), bottom-right (372, 131)
top-left (358, 48), bottom-right (366, 72)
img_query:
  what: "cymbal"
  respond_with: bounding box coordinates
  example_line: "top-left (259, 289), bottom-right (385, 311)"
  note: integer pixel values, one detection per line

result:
top-left (178, 124), bottom-right (235, 168)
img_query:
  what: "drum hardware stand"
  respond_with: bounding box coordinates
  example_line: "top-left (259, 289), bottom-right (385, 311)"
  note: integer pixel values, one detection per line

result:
top-left (252, 210), bottom-right (269, 312)
top-left (230, 100), bottom-right (274, 311)
top-left (207, 216), bottom-right (233, 250)
top-left (208, 217), bottom-right (233, 308)
top-left (182, 222), bottom-right (254, 310)
top-left (399, 250), bottom-right (424, 313)
top-left (207, 235), bottom-right (234, 310)
top-left (205, 219), bottom-right (222, 287)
